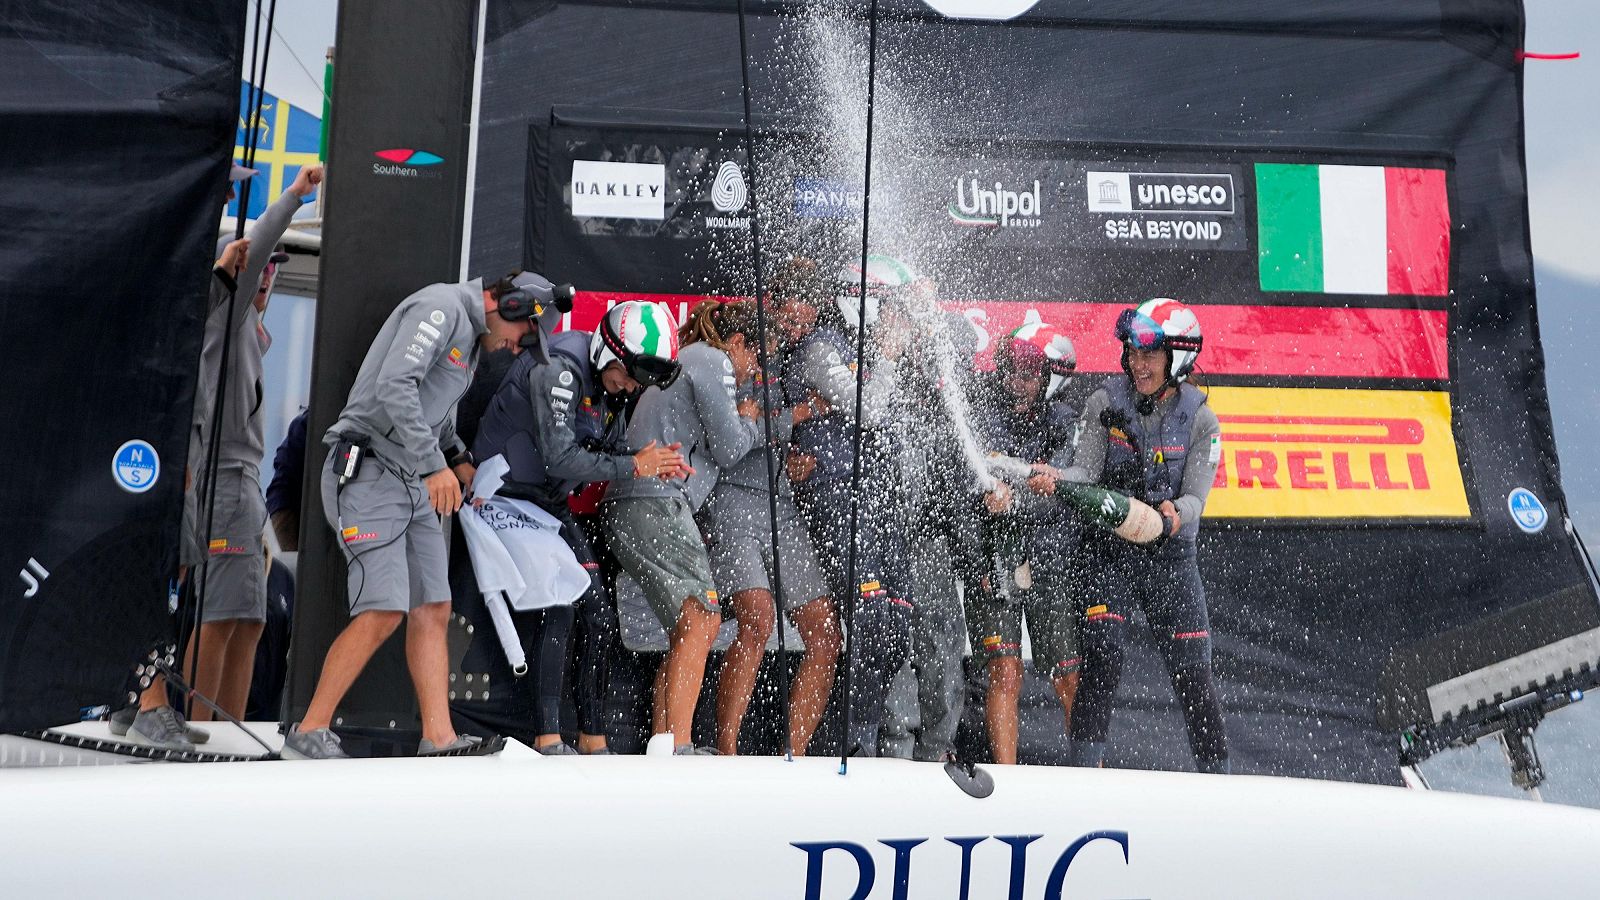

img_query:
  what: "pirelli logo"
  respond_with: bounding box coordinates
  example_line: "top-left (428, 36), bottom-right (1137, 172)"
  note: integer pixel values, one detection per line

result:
top-left (1205, 387), bottom-right (1470, 520)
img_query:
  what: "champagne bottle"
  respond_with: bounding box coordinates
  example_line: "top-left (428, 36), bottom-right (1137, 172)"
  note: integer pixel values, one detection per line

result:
top-left (985, 452), bottom-right (1165, 544)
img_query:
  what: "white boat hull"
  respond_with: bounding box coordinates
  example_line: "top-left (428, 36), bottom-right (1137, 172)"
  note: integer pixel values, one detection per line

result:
top-left (2, 728), bottom-right (1596, 898)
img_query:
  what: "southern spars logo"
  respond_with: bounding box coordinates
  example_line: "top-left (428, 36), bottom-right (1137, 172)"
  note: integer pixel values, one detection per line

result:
top-left (1086, 170), bottom-right (1234, 242)
top-left (373, 148), bottom-right (445, 179)
top-left (112, 439), bottom-right (160, 493)
top-left (794, 178), bottom-right (863, 218)
top-left (705, 160), bottom-right (752, 231)
top-left (949, 177), bottom-right (1043, 228)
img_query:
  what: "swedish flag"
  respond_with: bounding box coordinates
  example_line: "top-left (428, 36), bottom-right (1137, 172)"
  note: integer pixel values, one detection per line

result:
top-left (229, 82), bottom-right (321, 220)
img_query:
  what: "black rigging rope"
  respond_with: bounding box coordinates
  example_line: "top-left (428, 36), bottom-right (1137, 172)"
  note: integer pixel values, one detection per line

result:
top-left (735, 0), bottom-right (795, 761)
top-left (185, 0), bottom-right (278, 716)
top-left (838, 0), bottom-right (881, 775)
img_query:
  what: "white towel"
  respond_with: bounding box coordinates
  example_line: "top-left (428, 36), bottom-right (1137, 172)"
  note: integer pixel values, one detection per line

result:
top-left (464, 456), bottom-right (589, 611)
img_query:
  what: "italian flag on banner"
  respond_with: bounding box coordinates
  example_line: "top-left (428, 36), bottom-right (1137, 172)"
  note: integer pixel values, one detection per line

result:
top-left (1256, 163), bottom-right (1450, 296)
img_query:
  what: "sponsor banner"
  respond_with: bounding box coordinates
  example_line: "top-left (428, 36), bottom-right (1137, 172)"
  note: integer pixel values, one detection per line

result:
top-left (1205, 386), bottom-right (1469, 519)
top-left (569, 159), bottom-right (666, 220)
top-left (793, 177), bottom-right (863, 218)
top-left (1074, 162), bottom-right (1249, 250)
top-left (564, 294), bottom-right (1449, 380)
top-left (1257, 163), bottom-right (1450, 296)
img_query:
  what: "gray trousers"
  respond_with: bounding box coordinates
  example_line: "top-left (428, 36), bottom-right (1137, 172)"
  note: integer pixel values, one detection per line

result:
top-left (880, 524), bottom-right (968, 760)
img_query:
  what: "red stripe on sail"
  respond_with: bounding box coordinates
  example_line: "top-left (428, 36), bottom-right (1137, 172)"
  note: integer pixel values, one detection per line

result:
top-left (1385, 167), bottom-right (1450, 296)
top-left (568, 294), bottom-right (1450, 381)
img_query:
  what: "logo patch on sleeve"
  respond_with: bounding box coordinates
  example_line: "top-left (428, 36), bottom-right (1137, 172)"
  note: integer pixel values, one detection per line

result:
top-left (551, 386), bottom-right (575, 400)
top-left (430, 309), bottom-right (447, 325)
top-left (447, 347), bottom-right (467, 369)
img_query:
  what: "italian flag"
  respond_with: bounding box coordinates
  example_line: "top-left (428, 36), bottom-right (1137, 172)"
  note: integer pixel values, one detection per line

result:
top-left (1256, 163), bottom-right (1450, 296)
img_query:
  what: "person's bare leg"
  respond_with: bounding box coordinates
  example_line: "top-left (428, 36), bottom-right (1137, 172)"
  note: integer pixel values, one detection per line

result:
top-left (577, 732), bottom-right (609, 753)
top-left (714, 589), bottom-right (776, 755)
top-left (185, 620), bottom-right (237, 721)
top-left (299, 610), bottom-right (404, 731)
top-left (787, 597), bottom-right (840, 756)
top-left (651, 661), bottom-right (670, 736)
top-left (986, 657), bottom-right (1024, 765)
top-left (1052, 670), bottom-right (1080, 739)
top-left (138, 679), bottom-right (168, 712)
top-left (664, 600), bottom-right (721, 746)
top-left (216, 621), bottom-right (265, 719)
top-left (406, 601), bottom-right (459, 747)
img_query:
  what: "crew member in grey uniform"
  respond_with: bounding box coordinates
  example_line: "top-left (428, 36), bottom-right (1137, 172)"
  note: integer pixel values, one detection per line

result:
top-left (282, 274), bottom-right (539, 759)
top-left (471, 285), bottom-right (689, 755)
top-left (1057, 298), bottom-right (1230, 774)
top-left (786, 257), bottom-right (917, 758)
top-left (603, 299), bottom-right (762, 755)
top-left (119, 163), bottom-right (319, 751)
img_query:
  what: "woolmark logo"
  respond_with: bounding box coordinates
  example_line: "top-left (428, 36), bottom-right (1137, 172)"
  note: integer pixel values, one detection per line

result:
top-left (373, 148), bottom-right (445, 179)
top-left (1087, 171), bottom-right (1234, 215)
top-left (571, 160), bottom-right (666, 220)
top-left (711, 161), bottom-right (748, 212)
top-left (949, 177), bottom-right (1043, 228)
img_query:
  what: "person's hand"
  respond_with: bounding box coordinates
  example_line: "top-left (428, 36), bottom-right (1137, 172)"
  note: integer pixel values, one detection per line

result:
top-left (791, 400), bottom-right (813, 425)
top-left (452, 461), bottom-right (476, 488)
top-left (983, 482), bottom-right (1014, 514)
top-left (786, 451), bottom-right (816, 483)
top-left (290, 164), bottom-right (324, 198)
top-left (425, 468), bottom-right (463, 515)
top-left (1026, 472), bottom-right (1057, 496)
top-left (633, 440), bottom-right (689, 479)
top-left (808, 392), bottom-right (832, 416)
top-left (737, 397), bottom-right (761, 420)
top-left (216, 238), bottom-right (250, 276)
top-left (1158, 500), bottom-right (1181, 536)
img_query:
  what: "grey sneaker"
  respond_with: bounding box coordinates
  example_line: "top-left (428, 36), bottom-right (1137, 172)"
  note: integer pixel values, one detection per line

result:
top-left (109, 706), bottom-right (210, 744)
top-left (417, 733), bottom-right (483, 756)
top-left (580, 746), bottom-right (615, 756)
top-left (536, 741), bottom-right (579, 756)
top-left (673, 744), bottom-right (721, 756)
top-left (127, 706), bottom-right (195, 752)
top-left (282, 724), bottom-right (349, 760)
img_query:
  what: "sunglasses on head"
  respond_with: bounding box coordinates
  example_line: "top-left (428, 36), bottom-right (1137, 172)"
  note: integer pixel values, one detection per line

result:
top-left (1115, 309), bottom-right (1167, 350)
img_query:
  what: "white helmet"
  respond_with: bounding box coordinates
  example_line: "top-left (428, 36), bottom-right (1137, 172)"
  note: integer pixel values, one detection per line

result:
top-left (590, 300), bottom-right (681, 388)
top-left (997, 321), bottom-right (1076, 400)
top-left (834, 254), bottom-right (917, 332)
top-left (1115, 297), bottom-right (1203, 382)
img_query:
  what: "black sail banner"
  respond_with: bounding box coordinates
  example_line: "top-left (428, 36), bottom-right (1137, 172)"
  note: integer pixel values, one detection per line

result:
top-left (462, 0), bottom-right (1597, 782)
top-left (0, 3), bottom-right (245, 733)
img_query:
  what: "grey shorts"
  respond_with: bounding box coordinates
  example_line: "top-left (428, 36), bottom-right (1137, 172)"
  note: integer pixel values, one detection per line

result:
top-left (320, 454), bottom-right (450, 615)
top-left (702, 485), bottom-right (829, 613)
top-left (603, 495), bottom-right (720, 631)
top-left (965, 562), bottom-right (1081, 678)
top-left (194, 467), bottom-right (267, 622)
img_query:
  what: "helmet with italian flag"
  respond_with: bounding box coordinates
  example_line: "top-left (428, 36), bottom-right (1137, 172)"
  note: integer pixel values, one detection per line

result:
top-left (996, 321), bottom-right (1076, 400)
top-left (1115, 297), bottom-right (1203, 382)
top-left (834, 254), bottom-right (917, 332)
top-left (591, 300), bottom-right (682, 389)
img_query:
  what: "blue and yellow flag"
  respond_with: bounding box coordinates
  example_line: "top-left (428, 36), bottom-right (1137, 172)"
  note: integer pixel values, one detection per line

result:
top-left (229, 82), bottom-right (321, 220)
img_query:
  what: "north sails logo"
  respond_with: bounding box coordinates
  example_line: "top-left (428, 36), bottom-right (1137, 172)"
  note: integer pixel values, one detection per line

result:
top-left (949, 177), bottom-right (1043, 228)
top-left (373, 148), bottom-right (445, 178)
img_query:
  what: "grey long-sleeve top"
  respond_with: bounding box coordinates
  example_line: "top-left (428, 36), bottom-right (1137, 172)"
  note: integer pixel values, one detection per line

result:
top-left (606, 341), bottom-right (761, 510)
top-left (324, 280), bottom-right (487, 478)
top-left (193, 189), bottom-right (302, 477)
top-left (1063, 385), bottom-right (1221, 541)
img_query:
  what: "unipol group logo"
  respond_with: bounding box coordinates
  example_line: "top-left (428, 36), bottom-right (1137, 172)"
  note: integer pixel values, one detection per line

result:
top-left (373, 148), bottom-right (444, 179)
top-left (949, 177), bottom-right (1043, 228)
top-left (923, 0), bottom-right (1041, 19)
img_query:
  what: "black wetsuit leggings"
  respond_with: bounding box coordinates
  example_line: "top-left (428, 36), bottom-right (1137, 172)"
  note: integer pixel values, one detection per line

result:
top-left (1070, 534), bottom-right (1229, 770)
top-left (796, 472), bottom-right (914, 756)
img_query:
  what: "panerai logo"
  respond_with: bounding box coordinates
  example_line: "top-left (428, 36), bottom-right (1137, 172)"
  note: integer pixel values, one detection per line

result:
top-left (949, 177), bottom-right (1043, 228)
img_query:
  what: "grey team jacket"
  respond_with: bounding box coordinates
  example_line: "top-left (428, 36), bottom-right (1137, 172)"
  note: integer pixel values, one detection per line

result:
top-left (606, 341), bottom-right (760, 510)
top-left (193, 188), bottom-right (301, 480)
top-left (323, 279), bottom-right (487, 478)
